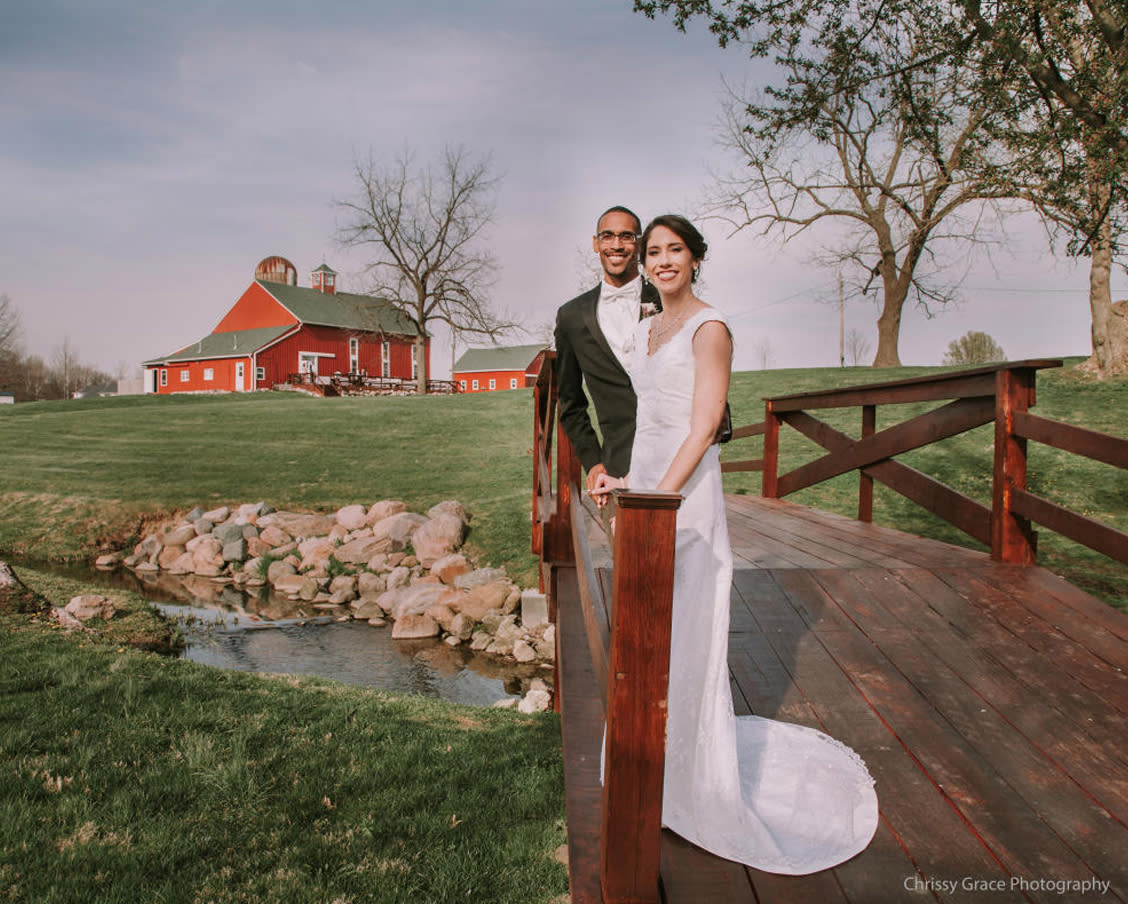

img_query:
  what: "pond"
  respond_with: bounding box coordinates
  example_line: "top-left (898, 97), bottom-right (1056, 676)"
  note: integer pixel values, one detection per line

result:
top-left (48, 564), bottom-right (543, 707)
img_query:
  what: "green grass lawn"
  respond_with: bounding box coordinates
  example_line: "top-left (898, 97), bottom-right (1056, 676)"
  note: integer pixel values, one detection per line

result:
top-left (1, 362), bottom-right (1125, 901)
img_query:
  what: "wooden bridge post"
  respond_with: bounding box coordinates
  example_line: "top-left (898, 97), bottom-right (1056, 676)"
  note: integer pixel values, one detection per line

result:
top-left (992, 367), bottom-right (1037, 564)
top-left (601, 490), bottom-right (681, 904)
top-left (859, 404), bottom-right (876, 522)
top-left (762, 400), bottom-right (781, 498)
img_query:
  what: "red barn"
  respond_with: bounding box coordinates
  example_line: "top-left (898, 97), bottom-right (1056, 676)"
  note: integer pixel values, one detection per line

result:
top-left (452, 344), bottom-right (549, 393)
top-left (144, 257), bottom-right (428, 394)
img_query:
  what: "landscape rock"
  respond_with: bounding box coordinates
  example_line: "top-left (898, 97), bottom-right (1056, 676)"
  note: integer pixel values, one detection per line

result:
top-left (221, 539), bottom-right (247, 562)
top-left (428, 500), bottom-right (471, 525)
top-left (366, 500), bottom-right (407, 525)
top-left (267, 560), bottom-right (297, 584)
top-left (94, 553), bottom-right (123, 569)
top-left (164, 524), bottom-right (197, 547)
top-left (274, 574), bottom-right (318, 600)
top-left (454, 568), bottom-right (506, 590)
top-left (449, 612), bottom-right (476, 641)
top-left (202, 506), bottom-right (230, 524)
top-left (213, 521), bottom-right (245, 545)
top-left (357, 572), bottom-right (385, 596)
top-left (372, 512), bottom-right (428, 547)
top-left (261, 511), bottom-right (337, 539)
top-left (391, 613), bottom-right (440, 639)
top-left (512, 639), bottom-right (537, 663)
top-left (336, 504), bottom-right (369, 530)
top-left (411, 513), bottom-right (467, 567)
top-left (191, 536), bottom-right (224, 577)
top-left (246, 536), bottom-right (271, 558)
top-left (258, 525), bottom-right (292, 548)
top-left (383, 583), bottom-right (448, 620)
top-left (166, 552), bottom-right (195, 575)
top-left (352, 598), bottom-right (386, 620)
top-left (135, 534), bottom-right (162, 561)
top-left (157, 545), bottom-right (187, 569)
top-left (335, 535), bottom-right (394, 565)
top-left (385, 566), bottom-right (412, 591)
top-left (65, 594), bottom-right (116, 622)
top-left (193, 519), bottom-right (214, 536)
top-left (518, 689), bottom-right (552, 714)
top-left (431, 553), bottom-right (470, 584)
top-left (451, 580), bottom-right (513, 621)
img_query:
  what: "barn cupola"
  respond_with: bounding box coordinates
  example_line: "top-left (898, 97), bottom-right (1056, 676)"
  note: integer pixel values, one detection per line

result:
top-left (311, 262), bottom-right (337, 295)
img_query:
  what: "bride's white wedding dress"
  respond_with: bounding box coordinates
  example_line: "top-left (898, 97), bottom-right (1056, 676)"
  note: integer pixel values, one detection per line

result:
top-left (623, 306), bottom-right (879, 874)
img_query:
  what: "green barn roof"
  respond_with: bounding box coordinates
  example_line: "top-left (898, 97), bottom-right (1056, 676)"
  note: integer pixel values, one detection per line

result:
top-left (143, 324), bottom-right (295, 365)
top-left (453, 343), bottom-right (548, 374)
top-left (261, 281), bottom-right (423, 336)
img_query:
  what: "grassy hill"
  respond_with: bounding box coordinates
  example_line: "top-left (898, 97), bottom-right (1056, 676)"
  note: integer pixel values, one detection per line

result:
top-left (1, 360), bottom-right (1125, 608)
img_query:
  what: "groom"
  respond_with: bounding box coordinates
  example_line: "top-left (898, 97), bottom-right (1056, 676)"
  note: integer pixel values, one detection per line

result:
top-left (554, 205), bottom-right (660, 493)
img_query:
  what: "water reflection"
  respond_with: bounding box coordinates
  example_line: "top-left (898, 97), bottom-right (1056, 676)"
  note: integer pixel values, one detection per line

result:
top-left (52, 563), bottom-right (536, 707)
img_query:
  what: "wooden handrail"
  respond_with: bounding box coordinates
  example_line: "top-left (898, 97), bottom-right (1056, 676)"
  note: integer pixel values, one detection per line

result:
top-left (533, 351), bottom-right (682, 904)
top-left (738, 359), bottom-right (1128, 567)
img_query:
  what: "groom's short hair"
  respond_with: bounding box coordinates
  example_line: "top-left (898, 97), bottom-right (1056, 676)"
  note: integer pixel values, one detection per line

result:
top-left (596, 205), bottom-right (642, 235)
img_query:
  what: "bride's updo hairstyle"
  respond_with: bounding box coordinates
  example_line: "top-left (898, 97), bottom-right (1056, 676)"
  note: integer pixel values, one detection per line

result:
top-left (641, 214), bottom-right (708, 282)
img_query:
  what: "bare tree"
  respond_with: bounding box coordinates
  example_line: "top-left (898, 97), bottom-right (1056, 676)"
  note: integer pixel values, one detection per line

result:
top-left (712, 21), bottom-right (1012, 368)
top-left (0, 294), bottom-right (21, 363)
top-left (52, 336), bottom-right (79, 399)
top-left (336, 145), bottom-right (516, 393)
top-left (845, 329), bottom-right (872, 366)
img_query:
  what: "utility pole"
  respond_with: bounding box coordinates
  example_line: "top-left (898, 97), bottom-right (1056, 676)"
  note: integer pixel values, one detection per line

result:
top-left (838, 272), bottom-right (845, 368)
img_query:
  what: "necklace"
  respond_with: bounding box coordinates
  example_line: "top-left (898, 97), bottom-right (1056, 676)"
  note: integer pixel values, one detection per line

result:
top-left (649, 306), bottom-right (694, 353)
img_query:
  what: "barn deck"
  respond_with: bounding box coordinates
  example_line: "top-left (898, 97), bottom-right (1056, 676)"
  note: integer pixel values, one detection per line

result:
top-left (557, 495), bottom-right (1128, 904)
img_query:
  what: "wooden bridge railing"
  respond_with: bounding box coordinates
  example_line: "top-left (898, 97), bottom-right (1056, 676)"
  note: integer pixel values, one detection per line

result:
top-left (722, 358), bottom-right (1128, 566)
top-left (533, 351), bottom-right (680, 904)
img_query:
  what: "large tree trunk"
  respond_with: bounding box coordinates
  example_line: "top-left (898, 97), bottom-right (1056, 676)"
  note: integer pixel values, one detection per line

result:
top-left (1083, 190), bottom-right (1128, 377)
top-left (415, 337), bottom-right (428, 395)
top-left (872, 275), bottom-right (909, 367)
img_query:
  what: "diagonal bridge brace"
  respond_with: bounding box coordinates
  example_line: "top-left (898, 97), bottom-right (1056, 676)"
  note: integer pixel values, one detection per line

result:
top-left (776, 396), bottom-right (996, 546)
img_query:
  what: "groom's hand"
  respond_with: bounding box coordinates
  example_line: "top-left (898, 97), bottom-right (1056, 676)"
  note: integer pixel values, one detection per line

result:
top-left (585, 463), bottom-right (607, 494)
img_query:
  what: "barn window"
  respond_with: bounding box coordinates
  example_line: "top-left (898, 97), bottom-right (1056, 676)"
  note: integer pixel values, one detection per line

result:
top-left (255, 366), bottom-right (265, 381)
top-left (459, 380), bottom-right (467, 391)
top-left (510, 377), bottom-right (518, 389)
top-left (180, 369), bottom-right (190, 382)
top-left (472, 379), bottom-right (479, 391)
top-left (160, 369), bottom-right (167, 387)
top-left (381, 341), bottom-right (390, 378)
top-left (203, 368), bottom-right (214, 382)
top-left (488, 378), bottom-right (496, 390)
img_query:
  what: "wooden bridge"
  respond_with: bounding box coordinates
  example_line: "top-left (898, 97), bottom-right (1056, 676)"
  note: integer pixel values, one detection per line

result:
top-left (533, 359), bottom-right (1128, 904)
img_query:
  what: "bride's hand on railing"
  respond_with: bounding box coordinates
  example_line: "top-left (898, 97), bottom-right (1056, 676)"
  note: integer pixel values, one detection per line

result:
top-left (590, 472), bottom-right (627, 509)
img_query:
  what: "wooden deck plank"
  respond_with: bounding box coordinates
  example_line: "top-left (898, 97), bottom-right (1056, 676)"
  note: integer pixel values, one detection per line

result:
top-left (555, 497), bottom-right (1128, 904)
top-left (769, 568), bottom-right (1122, 900)
top-left (730, 572), bottom-right (1019, 902)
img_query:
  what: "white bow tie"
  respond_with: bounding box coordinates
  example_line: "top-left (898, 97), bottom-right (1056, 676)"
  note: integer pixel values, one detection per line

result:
top-left (601, 284), bottom-right (639, 304)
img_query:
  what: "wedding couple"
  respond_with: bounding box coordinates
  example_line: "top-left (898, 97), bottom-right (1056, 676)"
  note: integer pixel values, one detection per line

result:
top-left (554, 206), bottom-right (879, 875)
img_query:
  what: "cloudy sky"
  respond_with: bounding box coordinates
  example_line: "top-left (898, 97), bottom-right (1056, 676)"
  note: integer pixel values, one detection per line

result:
top-left (1, 0), bottom-right (1117, 380)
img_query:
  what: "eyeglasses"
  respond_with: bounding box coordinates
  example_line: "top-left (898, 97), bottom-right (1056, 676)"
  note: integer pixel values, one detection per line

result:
top-left (596, 231), bottom-right (638, 245)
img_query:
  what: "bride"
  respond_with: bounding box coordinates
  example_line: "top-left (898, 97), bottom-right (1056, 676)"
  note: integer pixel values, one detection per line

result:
top-left (593, 214), bottom-right (879, 874)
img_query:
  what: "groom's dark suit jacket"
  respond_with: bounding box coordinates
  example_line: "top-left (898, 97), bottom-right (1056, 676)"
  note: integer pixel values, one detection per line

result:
top-left (554, 281), bottom-right (661, 478)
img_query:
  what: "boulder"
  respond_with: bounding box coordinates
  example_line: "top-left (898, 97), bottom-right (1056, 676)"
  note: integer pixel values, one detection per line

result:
top-left (258, 525), bottom-right (292, 548)
top-left (135, 534), bottom-right (162, 561)
top-left (274, 574), bottom-right (318, 600)
top-left (241, 523), bottom-right (260, 540)
top-left (94, 553), bottom-right (122, 569)
top-left (185, 506), bottom-right (205, 522)
top-left (157, 545), bottom-right (187, 569)
top-left (366, 500), bottom-right (407, 525)
top-left (427, 500), bottom-right (471, 525)
top-left (135, 561), bottom-right (159, 573)
top-left (411, 514), bottom-right (467, 567)
top-left (202, 506), bottom-right (231, 524)
top-left (336, 504), bottom-right (369, 531)
top-left (352, 598), bottom-right (386, 620)
top-left (357, 572), bottom-right (386, 596)
top-left (298, 537), bottom-right (335, 572)
top-left (246, 536), bottom-right (272, 559)
top-left (236, 502), bottom-right (267, 520)
top-left (193, 519), bottom-right (214, 536)
top-left (513, 639), bottom-right (537, 663)
top-left (266, 560), bottom-right (297, 585)
top-left (260, 511), bottom-right (337, 539)
top-left (424, 602), bottom-right (458, 634)
top-left (65, 594), bottom-right (116, 622)
top-left (391, 614), bottom-right (439, 639)
top-left (191, 536), bottom-right (224, 577)
top-left (449, 612), bottom-right (476, 641)
top-left (383, 583), bottom-right (448, 620)
top-left (221, 539), bottom-right (247, 563)
top-left (518, 689), bottom-right (552, 714)
top-left (163, 524), bottom-right (197, 547)
top-left (334, 535), bottom-right (394, 565)
top-left (213, 521), bottom-right (245, 545)
top-left (166, 552), bottom-right (195, 575)
top-left (502, 585), bottom-right (522, 615)
top-left (469, 631), bottom-right (492, 651)
top-left (454, 568), bottom-right (506, 590)
top-left (385, 566), bottom-right (412, 591)
top-left (372, 512), bottom-right (428, 547)
top-left (431, 554), bottom-right (470, 584)
top-left (449, 580), bottom-right (512, 621)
